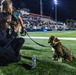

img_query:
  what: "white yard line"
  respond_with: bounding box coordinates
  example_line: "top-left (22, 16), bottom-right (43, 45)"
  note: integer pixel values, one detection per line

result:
top-left (19, 36), bottom-right (76, 40)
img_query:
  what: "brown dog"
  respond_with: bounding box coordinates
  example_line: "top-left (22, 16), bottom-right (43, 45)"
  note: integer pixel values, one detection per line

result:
top-left (48, 36), bottom-right (74, 62)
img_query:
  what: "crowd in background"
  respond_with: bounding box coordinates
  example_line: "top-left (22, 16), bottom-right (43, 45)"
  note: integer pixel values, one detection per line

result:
top-left (20, 13), bottom-right (66, 32)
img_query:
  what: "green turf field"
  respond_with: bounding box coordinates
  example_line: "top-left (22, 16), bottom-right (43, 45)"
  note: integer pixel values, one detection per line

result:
top-left (27, 31), bottom-right (76, 37)
top-left (0, 31), bottom-right (76, 75)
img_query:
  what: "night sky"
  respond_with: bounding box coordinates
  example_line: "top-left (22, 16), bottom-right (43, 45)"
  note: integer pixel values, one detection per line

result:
top-left (11, 0), bottom-right (76, 22)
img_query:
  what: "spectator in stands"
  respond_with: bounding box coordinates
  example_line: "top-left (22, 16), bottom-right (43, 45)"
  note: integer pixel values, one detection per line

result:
top-left (2, 0), bottom-right (26, 35)
top-left (0, 12), bottom-right (24, 65)
top-left (0, 0), bottom-right (5, 12)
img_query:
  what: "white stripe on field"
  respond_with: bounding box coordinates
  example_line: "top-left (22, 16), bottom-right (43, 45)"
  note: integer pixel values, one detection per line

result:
top-left (19, 36), bottom-right (76, 40)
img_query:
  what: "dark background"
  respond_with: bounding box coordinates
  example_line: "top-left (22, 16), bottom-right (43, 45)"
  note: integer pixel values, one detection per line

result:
top-left (11, 0), bottom-right (76, 22)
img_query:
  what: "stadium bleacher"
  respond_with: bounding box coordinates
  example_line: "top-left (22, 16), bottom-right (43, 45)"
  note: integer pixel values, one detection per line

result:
top-left (20, 9), bottom-right (67, 32)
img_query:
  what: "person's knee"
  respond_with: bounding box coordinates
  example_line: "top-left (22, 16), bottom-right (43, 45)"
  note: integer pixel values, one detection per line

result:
top-left (19, 38), bottom-right (25, 44)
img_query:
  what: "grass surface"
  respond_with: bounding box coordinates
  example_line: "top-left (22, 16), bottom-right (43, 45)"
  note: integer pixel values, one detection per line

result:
top-left (0, 31), bottom-right (76, 75)
top-left (27, 31), bottom-right (76, 37)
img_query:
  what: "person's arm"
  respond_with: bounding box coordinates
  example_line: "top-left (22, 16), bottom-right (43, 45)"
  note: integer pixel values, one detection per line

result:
top-left (18, 15), bottom-right (26, 34)
top-left (18, 15), bottom-right (24, 27)
top-left (12, 11), bottom-right (26, 35)
top-left (0, 30), bottom-right (17, 46)
top-left (0, 23), bottom-right (19, 46)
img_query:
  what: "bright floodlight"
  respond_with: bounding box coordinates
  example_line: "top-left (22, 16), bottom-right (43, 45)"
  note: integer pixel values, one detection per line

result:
top-left (54, 0), bottom-right (57, 5)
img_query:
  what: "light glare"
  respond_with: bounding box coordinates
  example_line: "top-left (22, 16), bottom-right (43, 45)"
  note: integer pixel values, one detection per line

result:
top-left (54, 0), bottom-right (57, 5)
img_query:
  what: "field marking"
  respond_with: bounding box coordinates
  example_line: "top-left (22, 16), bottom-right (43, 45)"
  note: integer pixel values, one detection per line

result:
top-left (19, 36), bottom-right (76, 40)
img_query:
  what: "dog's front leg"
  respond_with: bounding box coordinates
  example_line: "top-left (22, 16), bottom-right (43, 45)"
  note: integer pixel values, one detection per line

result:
top-left (51, 47), bottom-right (55, 54)
top-left (51, 48), bottom-right (55, 60)
top-left (58, 57), bottom-right (62, 62)
top-left (52, 52), bottom-right (58, 60)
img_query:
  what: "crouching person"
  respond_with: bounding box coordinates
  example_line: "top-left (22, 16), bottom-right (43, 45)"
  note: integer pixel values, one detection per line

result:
top-left (0, 12), bottom-right (24, 65)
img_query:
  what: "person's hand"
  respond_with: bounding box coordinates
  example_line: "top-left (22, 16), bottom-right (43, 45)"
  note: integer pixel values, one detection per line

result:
top-left (13, 23), bottom-right (20, 32)
top-left (20, 27), bottom-right (27, 36)
top-left (22, 27), bottom-right (26, 32)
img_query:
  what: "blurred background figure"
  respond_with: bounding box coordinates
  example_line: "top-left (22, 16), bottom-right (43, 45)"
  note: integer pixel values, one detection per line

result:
top-left (0, 0), bottom-right (5, 12)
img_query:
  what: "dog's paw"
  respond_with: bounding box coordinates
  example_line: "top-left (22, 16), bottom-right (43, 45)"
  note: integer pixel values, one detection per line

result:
top-left (51, 48), bottom-right (55, 51)
top-left (52, 58), bottom-right (54, 60)
top-left (58, 58), bottom-right (62, 62)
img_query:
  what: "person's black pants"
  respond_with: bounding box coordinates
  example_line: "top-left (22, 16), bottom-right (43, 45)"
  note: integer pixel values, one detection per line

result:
top-left (11, 38), bottom-right (25, 56)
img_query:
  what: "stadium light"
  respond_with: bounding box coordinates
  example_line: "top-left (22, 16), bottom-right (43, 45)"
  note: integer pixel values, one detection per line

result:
top-left (40, 0), bottom-right (43, 15)
top-left (54, 0), bottom-right (57, 21)
top-left (54, 0), bottom-right (57, 5)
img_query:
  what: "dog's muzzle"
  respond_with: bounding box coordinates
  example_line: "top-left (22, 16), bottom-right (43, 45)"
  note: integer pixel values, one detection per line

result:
top-left (48, 41), bottom-right (52, 45)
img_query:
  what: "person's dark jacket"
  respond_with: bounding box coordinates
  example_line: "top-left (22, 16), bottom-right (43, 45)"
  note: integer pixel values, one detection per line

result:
top-left (0, 29), bottom-right (20, 64)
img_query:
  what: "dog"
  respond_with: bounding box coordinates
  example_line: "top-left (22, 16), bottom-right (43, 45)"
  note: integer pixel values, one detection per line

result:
top-left (48, 36), bottom-right (75, 62)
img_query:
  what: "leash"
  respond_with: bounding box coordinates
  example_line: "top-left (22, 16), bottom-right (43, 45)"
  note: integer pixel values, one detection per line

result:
top-left (26, 32), bottom-right (50, 47)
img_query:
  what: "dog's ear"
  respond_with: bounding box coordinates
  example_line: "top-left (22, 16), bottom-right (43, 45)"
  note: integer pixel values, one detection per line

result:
top-left (54, 38), bottom-right (60, 42)
top-left (54, 38), bottom-right (61, 45)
